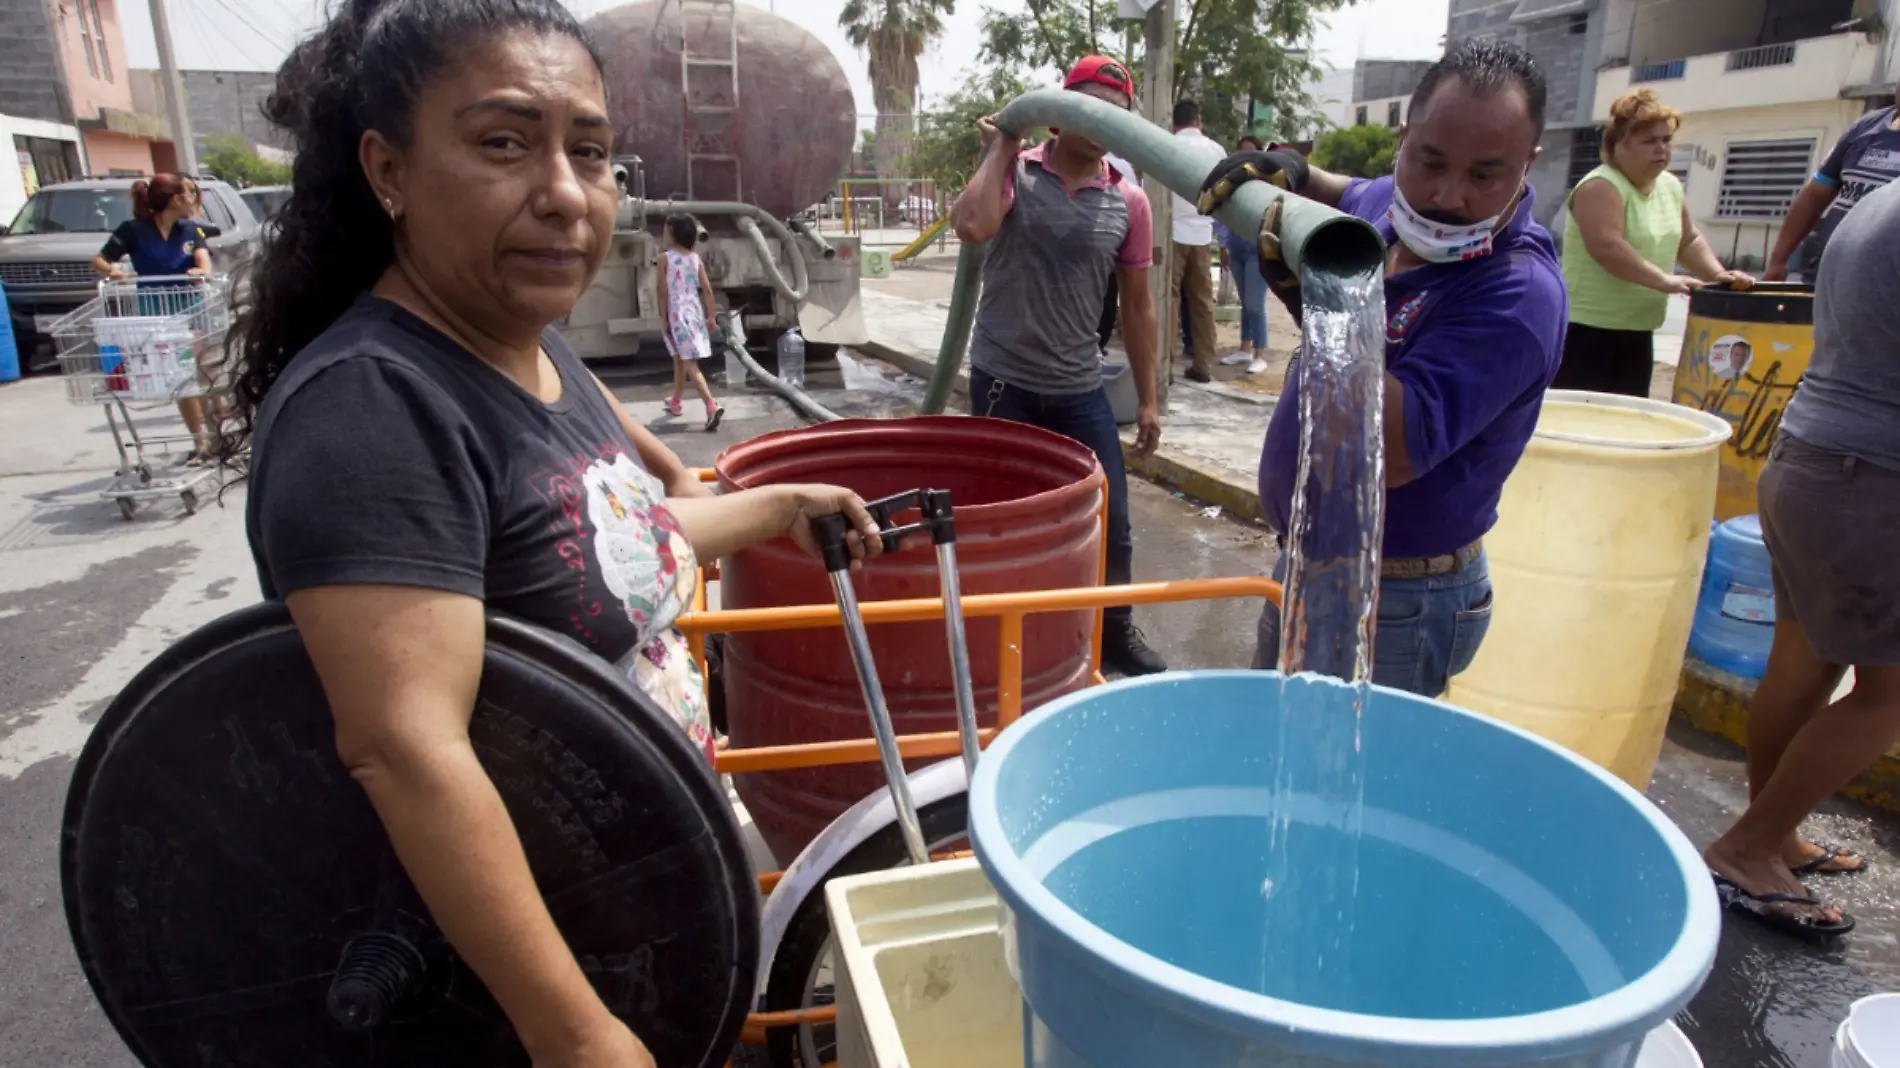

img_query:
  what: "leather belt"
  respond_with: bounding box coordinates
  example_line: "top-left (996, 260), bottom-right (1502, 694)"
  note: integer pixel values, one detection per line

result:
top-left (1381, 539), bottom-right (1483, 580)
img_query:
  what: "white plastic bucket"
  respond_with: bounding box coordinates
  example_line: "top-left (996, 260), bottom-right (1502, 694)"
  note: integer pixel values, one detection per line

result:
top-left (1635, 1021), bottom-right (1702, 1068)
top-left (1837, 993), bottom-right (1900, 1068)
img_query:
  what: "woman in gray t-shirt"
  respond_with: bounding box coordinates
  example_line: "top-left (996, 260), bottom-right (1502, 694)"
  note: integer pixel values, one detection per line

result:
top-left (1703, 177), bottom-right (1900, 944)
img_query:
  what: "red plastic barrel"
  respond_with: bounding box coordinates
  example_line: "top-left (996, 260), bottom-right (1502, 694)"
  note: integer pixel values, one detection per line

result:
top-left (715, 417), bottom-right (1103, 864)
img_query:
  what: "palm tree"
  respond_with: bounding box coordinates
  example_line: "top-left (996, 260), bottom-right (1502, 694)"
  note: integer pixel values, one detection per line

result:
top-left (839, 0), bottom-right (956, 206)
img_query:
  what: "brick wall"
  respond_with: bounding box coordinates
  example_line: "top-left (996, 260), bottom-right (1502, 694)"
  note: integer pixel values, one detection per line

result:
top-left (1444, 0), bottom-right (1598, 225)
top-left (181, 70), bottom-right (288, 156)
top-left (0, 0), bottom-right (71, 124)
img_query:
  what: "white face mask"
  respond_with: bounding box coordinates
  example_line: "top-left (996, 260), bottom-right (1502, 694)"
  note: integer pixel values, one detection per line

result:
top-left (1387, 178), bottom-right (1524, 263)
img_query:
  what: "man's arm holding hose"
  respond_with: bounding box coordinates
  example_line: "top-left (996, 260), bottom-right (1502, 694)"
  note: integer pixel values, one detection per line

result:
top-left (1197, 147), bottom-right (1326, 326)
top-left (953, 117), bottom-right (1019, 244)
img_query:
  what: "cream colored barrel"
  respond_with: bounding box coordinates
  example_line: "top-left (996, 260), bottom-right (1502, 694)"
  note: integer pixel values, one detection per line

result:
top-left (1447, 391), bottom-right (1733, 789)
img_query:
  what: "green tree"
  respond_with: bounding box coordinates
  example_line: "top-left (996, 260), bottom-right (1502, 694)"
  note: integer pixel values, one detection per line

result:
top-left (909, 66), bottom-right (1045, 195)
top-left (1308, 123), bottom-right (1397, 178)
top-left (977, 0), bottom-right (1358, 146)
top-left (200, 134), bottom-right (290, 189)
top-left (840, 0), bottom-right (958, 193)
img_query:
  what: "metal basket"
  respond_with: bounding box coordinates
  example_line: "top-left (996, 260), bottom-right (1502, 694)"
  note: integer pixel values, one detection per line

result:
top-left (53, 276), bottom-right (230, 406)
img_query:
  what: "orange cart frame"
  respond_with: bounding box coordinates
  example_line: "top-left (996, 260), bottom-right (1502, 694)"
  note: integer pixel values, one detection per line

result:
top-left (678, 468), bottom-right (1282, 1057)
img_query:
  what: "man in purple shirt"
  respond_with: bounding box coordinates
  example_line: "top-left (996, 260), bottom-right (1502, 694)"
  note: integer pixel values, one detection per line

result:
top-left (1213, 40), bottom-right (1569, 696)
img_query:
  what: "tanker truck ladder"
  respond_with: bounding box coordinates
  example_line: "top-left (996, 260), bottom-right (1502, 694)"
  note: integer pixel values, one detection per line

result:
top-left (679, 0), bottom-right (743, 203)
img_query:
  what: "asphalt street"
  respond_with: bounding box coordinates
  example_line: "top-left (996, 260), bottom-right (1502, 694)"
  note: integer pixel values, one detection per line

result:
top-left (0, 356), bottom-right (1892, 1068)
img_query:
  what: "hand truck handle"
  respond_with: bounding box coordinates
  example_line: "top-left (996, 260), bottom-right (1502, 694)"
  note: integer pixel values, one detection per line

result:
top-left (815, 488), bottom-right (980, 866)
top-left (811, 489), bottom-right (956, 574)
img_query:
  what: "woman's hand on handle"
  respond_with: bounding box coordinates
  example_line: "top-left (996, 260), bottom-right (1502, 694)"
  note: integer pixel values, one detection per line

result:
top-left (780, 484), bottom-right (885, 568)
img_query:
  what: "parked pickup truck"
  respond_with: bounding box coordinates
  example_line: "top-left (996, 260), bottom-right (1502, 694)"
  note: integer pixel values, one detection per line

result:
top-left (0, 176), bottom-right (261, 373)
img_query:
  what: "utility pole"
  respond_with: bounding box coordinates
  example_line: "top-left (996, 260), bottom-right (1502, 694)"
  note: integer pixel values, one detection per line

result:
top-left (1141, 0), bottom-right (1175, 408)
top-left (149, 0), bottom-right (198, 175)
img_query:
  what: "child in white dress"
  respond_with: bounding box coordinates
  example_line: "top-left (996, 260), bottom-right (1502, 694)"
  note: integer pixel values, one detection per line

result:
top-left (659, 214), bottom-right (724, 430)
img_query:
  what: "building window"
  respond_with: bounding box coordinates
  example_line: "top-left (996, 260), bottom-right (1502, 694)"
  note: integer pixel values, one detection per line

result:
top-left (1568, 13), bottom-right (1588, 34)
top-left (1567, 127), bottom-right (1602, 186)
top-left (89, 0), bottom-right (111, 81)
top-left (1355, 105), bottom-right (1368, 126)
top-left (1387, 101), bottom-right (1402, 127)
top-left (76, 2), bottom-right (100, 79)
top-left (1716, 138), bottom-right (1818, 220)
top-left (1669, 144), bottom-right (1696, 196)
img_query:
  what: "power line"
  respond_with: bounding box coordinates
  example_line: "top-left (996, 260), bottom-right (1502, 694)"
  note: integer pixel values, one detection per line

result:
top-left (202, 0), bottom-right (293, 57)
top-left (180, 0), bottom-right (271, 72)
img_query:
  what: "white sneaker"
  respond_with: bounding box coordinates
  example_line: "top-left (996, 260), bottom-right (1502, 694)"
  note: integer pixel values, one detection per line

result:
top-left (1246, 359), bottom-right (1269, 375)
top-left (1220, 350), bottom-right (1252, 366)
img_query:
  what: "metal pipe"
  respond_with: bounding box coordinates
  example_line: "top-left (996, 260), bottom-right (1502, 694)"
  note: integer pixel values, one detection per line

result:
top-left (715, 311), bottom-right (841, 424)
top-left (918, 89), bottom-right (1386, 415)
top-left (920, 239), bottom-right (985, 414)
top-left (829, 570), bottom-right (930, 866)
top-left (787, 217), bottom-right (836, 259)
top-left (936, 542), bottom-right (982, 777)
top-left (633, 198), bottom-right (811, 303)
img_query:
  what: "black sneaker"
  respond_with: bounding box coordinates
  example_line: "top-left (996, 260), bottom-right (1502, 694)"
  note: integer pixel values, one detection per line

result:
top-left (1184, 367), bottom-right (1213, 384)
top-left (1102, 618), bottom-right (1168, 676)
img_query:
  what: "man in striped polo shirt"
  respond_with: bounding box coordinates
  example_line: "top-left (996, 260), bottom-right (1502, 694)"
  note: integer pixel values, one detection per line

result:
top-left (952, 55), bottom-right (1167, 676)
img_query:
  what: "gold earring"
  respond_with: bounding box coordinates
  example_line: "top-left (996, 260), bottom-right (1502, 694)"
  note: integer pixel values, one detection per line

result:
top-left (385, 198), bottom-right (399, 219)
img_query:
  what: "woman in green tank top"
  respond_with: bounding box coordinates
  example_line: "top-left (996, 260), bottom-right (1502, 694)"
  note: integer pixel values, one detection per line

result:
top-left (1555, 88), bottom-right (1753, 396)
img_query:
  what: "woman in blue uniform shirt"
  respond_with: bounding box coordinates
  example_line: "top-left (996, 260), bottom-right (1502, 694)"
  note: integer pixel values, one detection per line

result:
top-left (90, 173), bottom-right (216, 464)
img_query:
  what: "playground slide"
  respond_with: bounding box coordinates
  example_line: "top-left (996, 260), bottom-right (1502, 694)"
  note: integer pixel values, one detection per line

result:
top-left (894, 213), bottom-right (952, 262)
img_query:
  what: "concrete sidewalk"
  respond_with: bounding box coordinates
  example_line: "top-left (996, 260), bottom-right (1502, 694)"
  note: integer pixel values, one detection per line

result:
top-left (861, 286), bottom-right (1275, 522)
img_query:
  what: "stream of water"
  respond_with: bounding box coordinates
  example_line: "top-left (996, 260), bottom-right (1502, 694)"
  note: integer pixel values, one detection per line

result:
top-left (1260, 264), bottom-right (1387, 996)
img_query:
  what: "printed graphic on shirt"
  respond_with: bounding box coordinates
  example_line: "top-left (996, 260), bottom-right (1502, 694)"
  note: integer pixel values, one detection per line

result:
top-left (578, 453), bottom-right (714, 762)
top-left (1387, 291), bottom-right (1429, 345)
top-left (1830, 148), bottom-right (1900, 218)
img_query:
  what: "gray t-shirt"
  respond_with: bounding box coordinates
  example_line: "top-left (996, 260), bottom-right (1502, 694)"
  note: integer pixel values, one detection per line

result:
top-left (967, 144), bottom-right (1152, 396)
top-left (1801, 107), bottom-right (1900, 275)
top-left (1780, 176), bottom-right (1900, 471)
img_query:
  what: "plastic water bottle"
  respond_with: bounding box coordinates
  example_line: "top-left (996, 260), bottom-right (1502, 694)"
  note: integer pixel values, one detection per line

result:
top-left (777, 328), bottom-right (806, 389)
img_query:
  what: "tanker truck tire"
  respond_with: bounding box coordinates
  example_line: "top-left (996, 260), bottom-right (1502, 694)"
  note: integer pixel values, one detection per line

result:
top-left (760, 793), bottom-right (970, 1068)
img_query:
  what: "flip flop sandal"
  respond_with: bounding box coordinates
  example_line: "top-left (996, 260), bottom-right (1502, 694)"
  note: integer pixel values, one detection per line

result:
top-left (1713, 874), bottom-right (1855, 940)
top-left (1791, 841), bottom-right (1867, 877)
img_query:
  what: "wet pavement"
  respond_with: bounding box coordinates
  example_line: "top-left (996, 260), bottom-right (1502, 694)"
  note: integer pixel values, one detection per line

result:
top-left (0, 352), bottom-right (1894, 1068)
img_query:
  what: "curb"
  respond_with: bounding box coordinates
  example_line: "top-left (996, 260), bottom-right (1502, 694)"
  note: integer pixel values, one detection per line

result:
top-left (1120, 440), bottom-right (1265, 522)
top-left (863, 339), bottom-right (1266, 521)
top-left (1673, 656), bottom-right (1900, 813)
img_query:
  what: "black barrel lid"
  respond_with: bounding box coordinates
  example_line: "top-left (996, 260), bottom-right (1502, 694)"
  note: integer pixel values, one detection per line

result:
top-left (61, 602), bottom-right (757, 1067)
top-left (1688, 282), bottom-right (1814, 326)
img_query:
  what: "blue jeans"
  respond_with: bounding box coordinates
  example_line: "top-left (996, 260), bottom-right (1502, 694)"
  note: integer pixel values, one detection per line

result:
top-left (1229, 246), bottom-right (1268, 348)
top-left (1252, 551), bottom-right (1495, 697)
top-left (970, 369), bottom-right (1135, 623)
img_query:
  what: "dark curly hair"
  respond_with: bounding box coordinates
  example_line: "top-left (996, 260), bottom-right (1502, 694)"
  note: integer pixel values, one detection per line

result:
top-left (219, 0), bottom-right (603, 471)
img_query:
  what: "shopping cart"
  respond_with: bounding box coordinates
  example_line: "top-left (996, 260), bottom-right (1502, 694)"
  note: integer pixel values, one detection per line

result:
top-left (50, 274), bottom-right (229, 519)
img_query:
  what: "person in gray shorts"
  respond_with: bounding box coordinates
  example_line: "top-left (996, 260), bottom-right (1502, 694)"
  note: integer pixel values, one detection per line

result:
top-left (1703, 177), bottom-right (1900, 941)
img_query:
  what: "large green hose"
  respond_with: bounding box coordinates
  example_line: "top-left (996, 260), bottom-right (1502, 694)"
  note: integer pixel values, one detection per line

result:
top-left (919, 88), bottom-right (1385, 414)
top-left (920, 239), bottom-right (985, 414)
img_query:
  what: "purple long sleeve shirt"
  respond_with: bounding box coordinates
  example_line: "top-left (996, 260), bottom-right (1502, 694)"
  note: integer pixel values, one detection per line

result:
top-left (1258, 177), bottom-right (1569, 559)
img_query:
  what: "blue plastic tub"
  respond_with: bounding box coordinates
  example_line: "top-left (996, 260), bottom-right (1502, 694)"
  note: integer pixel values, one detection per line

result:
top-left (1688, 516), bottom-right (1774, 678)
top-left (970, 671), bottom-right (1718, 1068)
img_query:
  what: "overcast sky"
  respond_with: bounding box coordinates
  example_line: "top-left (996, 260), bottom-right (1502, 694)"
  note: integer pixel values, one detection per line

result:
top-left (119, 0), bottom-right (1449, 121)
